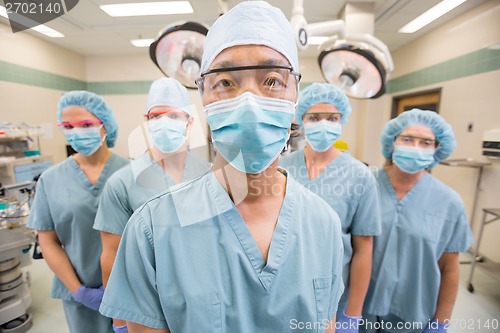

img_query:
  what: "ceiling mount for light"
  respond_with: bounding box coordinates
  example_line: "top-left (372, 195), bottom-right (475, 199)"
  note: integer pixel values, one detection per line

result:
top-left (149, 21), bottom-right (209, 89)
top-left (290, 0), bottom-right (394, 99)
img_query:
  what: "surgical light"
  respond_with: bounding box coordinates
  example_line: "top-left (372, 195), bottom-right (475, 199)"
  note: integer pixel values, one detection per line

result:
top-left (318, 34), bottom-right (393, 99)
top-left (289, 0), bottom-right (394, 99)
top-left (149, 21), bottom-right (208, 89)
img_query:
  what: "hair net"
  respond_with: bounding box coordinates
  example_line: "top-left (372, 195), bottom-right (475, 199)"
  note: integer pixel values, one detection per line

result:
top-left (201, 1), bottom-right (299, 74)
top-left (146, 78), bottom-right (192, 116)
top-left (295, 83), bottom-right (352, 126)
top-left (57, 91), bottom-right (118, 148)
top-left (381, 109), bottom-right (456, 168)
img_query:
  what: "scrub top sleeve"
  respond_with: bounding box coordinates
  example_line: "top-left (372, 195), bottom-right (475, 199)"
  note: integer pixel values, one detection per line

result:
top-left (329, 216), bottom-right (345, 320)
top-left (94, 179), bottom-right (131, 235)
top-left (444, 209), bottom-right (474, 253)
top-left (26, 177), bottom-right (54, 230)
top-left (100, 210), bottom-right (168, 329)
top-left (350, 180), bottom-right (382, 236)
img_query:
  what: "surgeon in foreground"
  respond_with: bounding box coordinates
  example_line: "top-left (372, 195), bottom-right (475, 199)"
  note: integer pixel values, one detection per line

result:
top-left (100, 1), bottom-right (344, 332)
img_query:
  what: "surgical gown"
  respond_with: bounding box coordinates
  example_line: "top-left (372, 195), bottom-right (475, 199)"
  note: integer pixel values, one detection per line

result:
top-left (100, 169), bottom-right (345, 332)
top-left (94, 152), bottom-right (210, 235)
top-left (363, 168), bottom-right (473, 326)
top-left (26, 154), bottom-right (128, 332)
top-left (279, 150), bottom-right (381, 310)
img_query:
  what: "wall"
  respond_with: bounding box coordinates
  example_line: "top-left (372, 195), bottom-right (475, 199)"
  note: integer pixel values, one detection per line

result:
top-left (358, 0), bottom-right (500, 261)
top-left (0, 22), bottom-right (86, 164)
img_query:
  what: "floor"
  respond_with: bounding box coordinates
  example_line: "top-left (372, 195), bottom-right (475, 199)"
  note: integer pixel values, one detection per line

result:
top-left (20, 253), bottom-right (500, 333)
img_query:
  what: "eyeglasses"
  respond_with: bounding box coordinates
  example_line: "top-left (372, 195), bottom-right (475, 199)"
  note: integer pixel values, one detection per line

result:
top-left (145, 110), bottom-right (190, 121)
top-left (395, 135), bottom-right (438, 149)
top-left (57, 120), bottom-right (103, 130)
top-left (303, 112), bottom-right (342, 124)
top-left (195, 65), bottom-right (301, 102)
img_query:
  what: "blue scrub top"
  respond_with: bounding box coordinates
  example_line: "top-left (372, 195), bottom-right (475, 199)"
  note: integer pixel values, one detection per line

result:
top-left (101, 169), bottom-right (345, 332)
top-left (26, 154), bottom-right (129, 300)
top-left (94, 152), bottom-right (210, 235)
top-left (364, 168), bottom-right (473, 324)
top-left (279, 150), bottom-right (381, 306)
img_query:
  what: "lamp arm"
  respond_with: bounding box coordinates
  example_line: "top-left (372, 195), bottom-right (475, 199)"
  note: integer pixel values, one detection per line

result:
top-left (307, 20), bottom-right (345, 38)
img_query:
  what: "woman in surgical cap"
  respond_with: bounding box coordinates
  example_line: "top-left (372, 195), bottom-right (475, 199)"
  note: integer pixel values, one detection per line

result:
top-left (280, 82), bottom-right (381, 333)
top-left (100, 2), bottom-right (344, 332)
top-left (26, 91), bottom-right (128, 333)
top-left (94, 78), bottom-right (209, 332)
top-left (360, 109), bottom-right (473, 333)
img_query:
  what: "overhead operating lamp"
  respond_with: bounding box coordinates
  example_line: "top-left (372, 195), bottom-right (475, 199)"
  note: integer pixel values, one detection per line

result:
top-left (149, 21), bottom-right (209, 89)
top-left (290, 0), bottom-right (394, 99)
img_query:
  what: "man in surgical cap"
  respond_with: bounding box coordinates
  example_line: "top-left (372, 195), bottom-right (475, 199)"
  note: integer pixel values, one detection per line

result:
top-left (27, 91), bottom-right (129, 333)
top-left (360, 109), bottom-right (473, 333)
top-left (100, 2), bottom-right (344, 332)
top-left (94, 78), bottom-right (209, 332)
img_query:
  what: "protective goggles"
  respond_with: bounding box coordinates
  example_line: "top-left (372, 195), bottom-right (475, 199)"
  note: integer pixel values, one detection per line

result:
top-left (302, 112), bottom-right (342, 123)
top-left (144, 110), bottom-right (190, 121)
top-left (195, 65), bottom-right (301, 102)
top-left (395, 135), bottom-right (439, 149)
top-left (57, 120), bottom-right (103, 130)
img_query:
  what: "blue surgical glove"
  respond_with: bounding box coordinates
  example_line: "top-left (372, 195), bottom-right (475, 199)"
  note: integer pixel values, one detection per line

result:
top-left (71, 285), bottom-right (104, 311)
top-left (423, 320), bottom-right (447, 333)
top-left (113, 324), bottom-right (128, 333)
top-left (336, 311), bottom-right (362, 333)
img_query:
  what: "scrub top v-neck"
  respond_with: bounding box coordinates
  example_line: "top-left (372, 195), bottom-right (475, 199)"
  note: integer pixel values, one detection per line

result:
top-left (101, 169), bottom-right (345, 332)
top-left (26, 154), bottom-right (129, 300)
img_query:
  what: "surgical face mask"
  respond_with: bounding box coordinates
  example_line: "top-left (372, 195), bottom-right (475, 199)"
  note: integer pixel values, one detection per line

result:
top-left (64, 126), bottom-right (105, 156)
top-left (205, 91), bottom-right (294, 174)
top-left (304, 120), bottom-right (342, 152)
top-left (392, 145), bottom-right (435, 174)
top-left (148, 116), bottom-right (188, 153)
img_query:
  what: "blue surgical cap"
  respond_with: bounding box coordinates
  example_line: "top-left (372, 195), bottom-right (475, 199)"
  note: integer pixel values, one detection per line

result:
top-left (201, 1), bottom-right (299, 74)
top-left (57, 91), bottom-right (118, 148)
top-left (147, 78), bottom-right (192, 116)
top-left (381, 109), bottom-right (456, 168)
top-left (296, 83), bottom-right (352, 126)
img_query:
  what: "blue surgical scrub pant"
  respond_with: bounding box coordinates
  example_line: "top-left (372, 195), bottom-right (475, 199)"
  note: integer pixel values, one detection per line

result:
top-left (62, 300), bottom-right (113, 333)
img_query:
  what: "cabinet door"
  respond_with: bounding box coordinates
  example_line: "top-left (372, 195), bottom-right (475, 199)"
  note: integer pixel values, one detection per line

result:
top-left (14, 161), bottom-right (53, 183)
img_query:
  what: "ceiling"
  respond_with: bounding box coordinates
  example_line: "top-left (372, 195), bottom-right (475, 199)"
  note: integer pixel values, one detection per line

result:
top-left (0, 0), bottom-right (486, 57)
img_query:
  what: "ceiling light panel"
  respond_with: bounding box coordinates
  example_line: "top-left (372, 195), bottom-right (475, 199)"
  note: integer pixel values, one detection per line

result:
top-left (399, 0), bottom-right (468, 33)
top-left (100, 1), bottom-right (194, 17)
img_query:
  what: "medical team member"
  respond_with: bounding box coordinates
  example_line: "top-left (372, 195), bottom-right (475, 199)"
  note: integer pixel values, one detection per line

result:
top-left (361, 109), bottom-right (473, 333)
top-left (280, 83), bottom-right (381, 333)
top-left (94, 78), bottom-right (209, 333)
top-left (100, 2), bottom-right (344, 332)
top-left (27, 91), bottom-right (129, 333)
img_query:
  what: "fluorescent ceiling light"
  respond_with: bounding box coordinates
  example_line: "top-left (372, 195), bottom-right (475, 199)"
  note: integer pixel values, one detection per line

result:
top-left (0, 5), bottom-right (64, 37)
top-left (101, 1), bottom-right (193, 17)
top-left (399, 0), bottom-right (468, 33)
top-left (308, 36), bottom-right (329, 45)
top-left (0, 5), bottom-right (8, 18)
top-left (32, 25), bottom-right (64, 38)
top-left (131, 38), bottom-right (155, 47)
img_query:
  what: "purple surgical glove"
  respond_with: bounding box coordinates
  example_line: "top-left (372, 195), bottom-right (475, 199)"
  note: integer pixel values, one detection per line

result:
top-left (336, 311), bottom-right (362, 333)
top-left (423, 320), bottom-right (447, 333)
top-left (71, 285), bottom-right (104, 311)
top-left (113, 324), bottom-right (128, 333)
